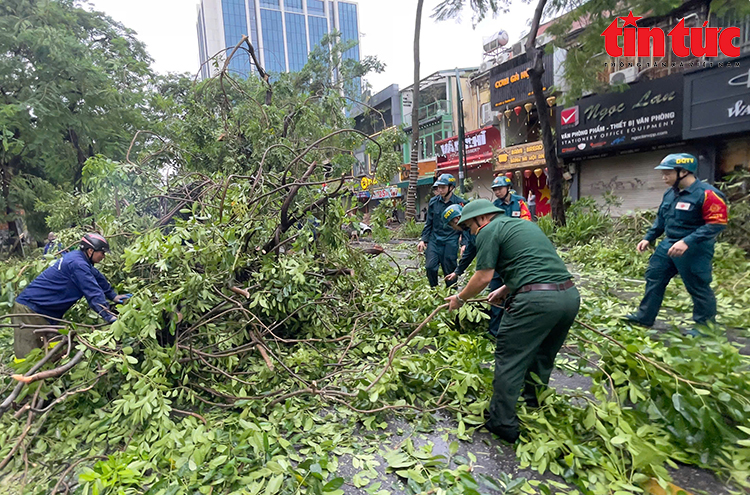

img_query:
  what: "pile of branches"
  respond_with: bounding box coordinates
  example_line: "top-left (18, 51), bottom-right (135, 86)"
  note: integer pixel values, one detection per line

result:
top-left (0, 47), bottom-right (449, 489)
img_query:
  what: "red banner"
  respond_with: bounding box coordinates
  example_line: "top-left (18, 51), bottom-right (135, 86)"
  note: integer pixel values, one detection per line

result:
top-left (436, 126), bottom-right (502, 172)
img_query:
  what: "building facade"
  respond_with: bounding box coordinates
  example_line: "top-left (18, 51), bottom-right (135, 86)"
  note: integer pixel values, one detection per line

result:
top-left (196, 0), bottom-right (360, 79)
top-left (557, 3), bottom-right (750, 215)
top-left (397, 69), bottom-right (478, 212)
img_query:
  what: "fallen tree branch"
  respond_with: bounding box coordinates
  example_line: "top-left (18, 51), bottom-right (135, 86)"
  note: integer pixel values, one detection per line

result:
top-left (11, 350), bottom-right (85, 385)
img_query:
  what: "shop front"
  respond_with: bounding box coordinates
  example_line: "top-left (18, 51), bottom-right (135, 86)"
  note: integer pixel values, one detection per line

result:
top-left (683, 57), bottom-right (750, 174)
top-left (435, 126), bottom-right (502, 199)
top-left (495, 141), bottom-right (551, 216)
top-left (556, 74), bottom-right (702, 215)
top-left (488, 49), bottom-right (562, 216)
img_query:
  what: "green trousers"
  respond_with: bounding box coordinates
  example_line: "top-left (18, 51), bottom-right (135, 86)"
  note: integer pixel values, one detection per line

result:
top-left (487, 286), bottom-right (580, 438)
top-left (11, 302), bottom-right (49, 358)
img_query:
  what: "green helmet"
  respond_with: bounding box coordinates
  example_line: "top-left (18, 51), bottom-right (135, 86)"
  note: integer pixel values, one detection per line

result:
top-left (491, 176), bottom-right (512, 189)
top-left (458, 199), bottom-right (501, 226)
top-left (655, 153), bottom-right (698, 174)
top-left (433, 173), bottom-right (457, 187)
top-left (442, 204), bottom-right (462, 226)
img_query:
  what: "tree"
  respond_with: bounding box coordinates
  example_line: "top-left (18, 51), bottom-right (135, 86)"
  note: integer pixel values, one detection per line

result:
top-left (0, 0), bottom-right (153, 242)
top-left (405, 0), bottom-right (425, 221)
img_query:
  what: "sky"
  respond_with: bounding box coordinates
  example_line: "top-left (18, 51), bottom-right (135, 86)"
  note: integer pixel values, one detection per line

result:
top-left (85, 0), bottom-right (538, 93)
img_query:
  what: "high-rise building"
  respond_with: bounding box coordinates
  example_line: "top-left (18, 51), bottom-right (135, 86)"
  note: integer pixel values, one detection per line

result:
top-left (196, 0), bottom-right (360, 80)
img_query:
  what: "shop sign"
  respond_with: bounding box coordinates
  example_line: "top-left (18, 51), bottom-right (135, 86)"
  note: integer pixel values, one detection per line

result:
top-left (495, 141), bottom-right (547, 171)
top-left (400, 159), bottom-right (437, 181)
top-left (557, 75), bottom-right (683, 158)
top-left (684, 59), bottom-right (750, 139)
top-left (436, 126), bottom-right (501, 168)
top-left (360, 176), bottom-right (377, 190)
top-left (490, 51), bottom-right (554, 108)
top-left (370, 186), bottom-right (401, 199)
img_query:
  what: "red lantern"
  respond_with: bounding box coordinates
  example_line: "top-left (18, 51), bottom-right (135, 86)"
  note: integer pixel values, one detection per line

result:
top-left (514, 106), bottom-right (522, 116)
top-left (505, 172), bottom-right (512, 179)
top-left (523, 170), bottom-right (532, 178)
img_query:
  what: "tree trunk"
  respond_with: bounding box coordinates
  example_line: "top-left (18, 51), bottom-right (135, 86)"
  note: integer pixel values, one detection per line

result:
top-left (405, 0), bottom-right (425, 221)
top-left (525, 0), bottom-right (566, 226)
top-left (1, 159), bottom-right (21, 254)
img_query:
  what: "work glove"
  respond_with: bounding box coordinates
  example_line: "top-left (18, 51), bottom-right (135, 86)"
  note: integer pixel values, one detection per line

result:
top-left (113, 294), bottom-right (133, 304)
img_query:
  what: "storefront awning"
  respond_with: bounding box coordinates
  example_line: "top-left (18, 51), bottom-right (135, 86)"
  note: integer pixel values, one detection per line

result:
top-left (396, 177), bottom-right (435, 189)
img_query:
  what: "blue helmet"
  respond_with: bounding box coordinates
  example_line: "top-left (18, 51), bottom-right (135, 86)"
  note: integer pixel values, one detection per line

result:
top-left (655, 153), bottom-right (698, 174)
top-left (433, 173), bottom-right (457, 187)
top-left (491, 176), bottom-right (512, 189)
top-left (442, 204), bottom-right (462, 226)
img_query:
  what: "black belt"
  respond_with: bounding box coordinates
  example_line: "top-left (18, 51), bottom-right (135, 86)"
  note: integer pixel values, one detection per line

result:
top-left (516, 279), bottom-right (575, 294)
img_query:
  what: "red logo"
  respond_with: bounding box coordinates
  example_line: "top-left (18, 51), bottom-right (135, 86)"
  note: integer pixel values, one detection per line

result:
top-left (591, 141), bottom-right (607, 148)
top-left (601, 11), bottom-right (741, 58)
top-left (561, 147), bottom-right (577, 153)
top-left (560, 106), bottom-right (579, 127)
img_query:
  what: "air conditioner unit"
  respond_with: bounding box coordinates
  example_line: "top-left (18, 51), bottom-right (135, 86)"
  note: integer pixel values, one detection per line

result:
top-left (511, 42), bottom-right (525, 57)
top-left (609, 66), bottom-right (637, 85)
top-left (480, 60), bottom-right (492, 72)
top-left (481, 103), bottom-right (493, 125)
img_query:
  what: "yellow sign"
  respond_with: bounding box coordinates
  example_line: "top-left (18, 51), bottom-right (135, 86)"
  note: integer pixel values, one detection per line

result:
top-left (360, 177), bottom-right (377, 190)
top-left (495, 141), bottom-right (547, 172)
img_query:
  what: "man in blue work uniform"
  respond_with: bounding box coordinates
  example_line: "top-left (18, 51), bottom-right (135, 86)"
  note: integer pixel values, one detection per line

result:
top-left (11, 233), bottom-right (129, 357)
top-left (624, 153), bottom-right (728, 333)
top-left (492, 176), bottom-right (532, 221)
top-left (418, 174), bottom-right (466, 287)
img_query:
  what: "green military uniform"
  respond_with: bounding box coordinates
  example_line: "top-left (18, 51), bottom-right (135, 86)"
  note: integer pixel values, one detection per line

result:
top-left (475, 215), bottom-right (580, 440)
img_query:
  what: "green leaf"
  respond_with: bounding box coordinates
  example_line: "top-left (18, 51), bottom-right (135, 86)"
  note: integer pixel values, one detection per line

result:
top-left (322, 477), bottom-right (345, 491)
top-left (264, 475), bottom-right (283, 495)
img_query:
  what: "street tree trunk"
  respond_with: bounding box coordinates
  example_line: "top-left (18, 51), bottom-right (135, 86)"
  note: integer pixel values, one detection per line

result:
top-left (525, 0), bottom-right (566, 226)
top-left (405, 0), bottom-right (425, 221)
top-left (1, 159), bottom-right (22, 254)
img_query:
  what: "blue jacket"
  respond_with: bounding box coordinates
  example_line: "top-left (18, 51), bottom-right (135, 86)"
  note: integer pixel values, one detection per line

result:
top-left (16, 250), bottom-right (117, 322)
top-left (421, 193), bottom-right (466, 244)
top-left (494, 194), bottom-right (532, 220)
top-left (644, 180), bottom-right (728, 247)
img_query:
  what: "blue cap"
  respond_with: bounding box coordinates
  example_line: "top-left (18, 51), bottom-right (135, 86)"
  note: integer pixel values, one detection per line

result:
top-left (655, 153), bottom-right (698, 174)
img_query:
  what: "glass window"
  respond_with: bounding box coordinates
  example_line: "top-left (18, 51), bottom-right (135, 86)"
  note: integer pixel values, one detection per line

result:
top-left (259, 0), bottom-right (279, 8)
top-left (308, 16), bottom-right (328, 50)
top-left (247, 0), bottom-right (260, 55)
top-left (307, 0), bottom-right (325, 15)
top-left (285, 13), bottom-right (308, 71)
top-left (337, 2), bottom-right (360, 94)
top-left (260, 8), bottom-right (286, 72)
top-left (222, 0), bottom-right (251, 77)
top-left (284, 0), bottom-right (303, 12)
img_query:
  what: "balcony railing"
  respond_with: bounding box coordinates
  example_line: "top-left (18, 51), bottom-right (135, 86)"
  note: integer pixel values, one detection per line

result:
top-left (403, 100), bottom-right (450, 127)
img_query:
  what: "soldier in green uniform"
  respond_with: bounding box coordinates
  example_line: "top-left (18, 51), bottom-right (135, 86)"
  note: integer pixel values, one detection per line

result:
top-left (624, 153), bottom-right (728, 333)
top-left (418, 174), bottom-right (466, 287)
top-left (443, 199), bottom-right (580, 442)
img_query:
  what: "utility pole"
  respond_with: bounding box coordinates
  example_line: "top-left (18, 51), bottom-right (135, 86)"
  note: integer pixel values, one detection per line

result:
top-left (454, 68), bottom-right (466, 195)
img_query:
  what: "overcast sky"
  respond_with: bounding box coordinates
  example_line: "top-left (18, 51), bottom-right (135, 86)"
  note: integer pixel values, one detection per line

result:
top-left (85, 0), bottom-right (537, 92)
